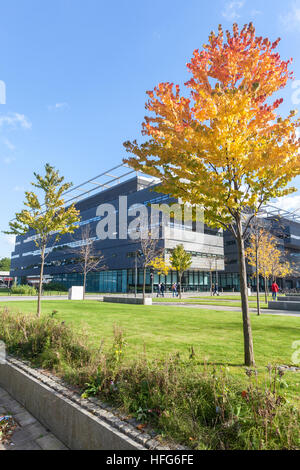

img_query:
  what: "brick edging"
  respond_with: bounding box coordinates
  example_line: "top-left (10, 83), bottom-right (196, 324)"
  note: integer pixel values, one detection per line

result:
top-left (1, 356), bottom-right (186, 450)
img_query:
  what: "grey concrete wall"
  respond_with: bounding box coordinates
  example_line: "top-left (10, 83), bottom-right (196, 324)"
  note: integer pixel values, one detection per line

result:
top-left (278, 296), bottom-right (300, 302)
top-left (0, 358), bottom-right (156, 450)
top-left (268, 300), bottom-right (300, 311)
top-left (103, 296), bottom-right (152, 305)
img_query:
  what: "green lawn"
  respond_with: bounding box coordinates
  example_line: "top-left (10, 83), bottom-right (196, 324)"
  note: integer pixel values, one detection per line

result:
top-left (1, 299), bottom-right (299, 402)
top-left (0, 290), bottom-right (67, 296)
top-left (154, 295), bottom-right (270, 308)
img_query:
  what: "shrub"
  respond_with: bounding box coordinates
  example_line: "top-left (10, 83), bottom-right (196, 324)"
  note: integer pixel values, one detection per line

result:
top-left (0, 307), bottom-right (92, 368)
top-left (10, 284), bottom-right (37, 295)
top-left (0, 307), bottom-right (299, 450)
top-left (42, 282), bottom-right (68, 292)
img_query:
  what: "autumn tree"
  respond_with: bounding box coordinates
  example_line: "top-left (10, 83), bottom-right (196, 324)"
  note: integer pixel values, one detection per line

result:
top-left (6, 164), bottom-right (80, 316)
top-left (170, 244), bottom-right (192, 299)
top-left (124, 23), bottom-right (300, 366)
top-left (149, 256), bottom-right (169, 294)
top-left (268, 245), bottom-right (292, 286)
top-left (246, 230), bottom-right (292, 303)
top-left (140, 236), bottom-right (164, 303)
top-left (149, 256), bottom-right (169, 276)
top-left (245, 217), bottom-right (268, 315)
top-left (246, 229), bottom-right (272, 305)
top-left (69, 224), bottom-right (105, 300)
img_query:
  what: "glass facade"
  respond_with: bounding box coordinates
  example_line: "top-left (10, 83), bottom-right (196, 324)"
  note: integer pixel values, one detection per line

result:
top-left (46, 268), bottom-right (256, 293)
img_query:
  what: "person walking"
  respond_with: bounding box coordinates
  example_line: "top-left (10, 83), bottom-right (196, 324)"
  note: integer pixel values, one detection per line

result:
top-left (213, 283), bottom-right (219, 296)
top-left (172, 283), bottom-right (176, 298)
top-left (156, 283), bottom-right (161, 298)
top-left (174, 282), bottom-right (178, 297)
top-left (271, 281), bottom-right (279, 301)
top-left (160, 282), bottom-right (165, 297)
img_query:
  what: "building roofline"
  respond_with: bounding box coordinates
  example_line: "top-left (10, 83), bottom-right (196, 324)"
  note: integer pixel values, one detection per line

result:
top-left (10, 162), bottom-right (299, 224)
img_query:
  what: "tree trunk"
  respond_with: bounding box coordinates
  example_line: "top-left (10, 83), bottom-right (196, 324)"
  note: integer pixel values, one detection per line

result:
top-left (143, 266), bottom-right (146, 302)
top-left (255, 244), bottom-right (260, 316)
top-left (236, 216), bottom-right (255, 366)
top-left (37, 245), bottom-right (45, 318)
top-left (179, 272), bottom-right (182, 299)
top-left (83, 270), bottom-right (87, 300)
top-left (134, 253), bottom-right (137, 298)
top-left (264, 276), bottom-right (267, 303)
top-left (210, 270), bottom-right (213, 296)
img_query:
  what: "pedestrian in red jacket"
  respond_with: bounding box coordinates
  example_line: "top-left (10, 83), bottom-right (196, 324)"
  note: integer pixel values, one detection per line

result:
top-left (271, 281), bottom-right (279, 301)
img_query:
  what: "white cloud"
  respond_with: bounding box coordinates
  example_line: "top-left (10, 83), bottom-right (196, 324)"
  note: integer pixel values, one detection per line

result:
top-left (3, 138), bottom-right (15, 151)
top-left (280, 1), bottom-right (300, 32)
top-left (3, 234), bottom-right (15, 246)
top-left (48, 102), bottom-right (69, 111)
top-left (222, 1), bottom-right (245, 20)
top-left (153, 31), bottom-right (161, 40)
top-left (13, 185), bottom-right (24, 192)
top-left (250, 9), bottom-right (262, 17)
top-left (0, 234), bottom-right (16, 258)
top-left (3, 156), bottom-right (16, 164)
top-left (272, 195), bottom-right (300, 213)
top-left (0, 112), bottom-right (31, 130)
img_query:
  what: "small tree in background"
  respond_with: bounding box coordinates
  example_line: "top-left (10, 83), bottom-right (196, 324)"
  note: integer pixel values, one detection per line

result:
top-left (246, 229), bottom-right (271, 305)
top-left (149, 256), bottom-right (170, 294)
top-left (69, 224), bottom-right (105, 299)
top-left (140, 236), bottom-right (163, 302)
top-left (207, 256), bottom-right (216, 296)
top-left (245, 218), bottom-right (268, 315)
top-left (170, 244), bottom-right (192, 299)
top-left (269, 247), bottom-right (293, 286)
top-left (149, 256), bottom-right (169, 276)
top-left (6, 164), bottom-right (80, 316)
top-left (0, 257), bottom-right (10, 271)
top-left (246, 230), bottom-right (293, 303)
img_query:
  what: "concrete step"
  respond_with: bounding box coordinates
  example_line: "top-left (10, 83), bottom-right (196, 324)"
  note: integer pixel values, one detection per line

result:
top-left (278, 296), bottom-right (300, 302)
top-left (268, 300), bottom-right (300, 311)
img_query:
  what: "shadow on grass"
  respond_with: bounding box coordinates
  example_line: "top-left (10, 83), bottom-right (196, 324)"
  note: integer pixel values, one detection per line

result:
top-left (194, 360), bottom-right (245, 367)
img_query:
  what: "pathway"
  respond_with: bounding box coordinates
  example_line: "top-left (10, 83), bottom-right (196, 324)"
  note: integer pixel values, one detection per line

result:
top-left (0, 386), bottom-right (67, 450)
top-left (152, 302), bottom-right (300, 317)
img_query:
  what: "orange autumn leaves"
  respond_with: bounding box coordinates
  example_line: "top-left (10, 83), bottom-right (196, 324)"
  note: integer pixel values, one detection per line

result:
top-left (124, 23), bottom-right (300, 229)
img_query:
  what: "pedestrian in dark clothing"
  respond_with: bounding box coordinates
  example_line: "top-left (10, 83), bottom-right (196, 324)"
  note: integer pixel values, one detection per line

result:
top-left (213, 283), bottom-right (219, 296)
top-left (156, 283), bottom-right (161, 298)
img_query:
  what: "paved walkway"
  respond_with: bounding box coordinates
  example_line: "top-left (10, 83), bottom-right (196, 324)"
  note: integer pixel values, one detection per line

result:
top-left (152, 302), bottom-right (300, 317)
top-left (0, 387), bottom-right (68, 450)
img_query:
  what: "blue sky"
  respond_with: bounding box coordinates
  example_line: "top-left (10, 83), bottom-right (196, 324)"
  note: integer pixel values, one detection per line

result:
top-left (1, 0), bottom-right (300, 257)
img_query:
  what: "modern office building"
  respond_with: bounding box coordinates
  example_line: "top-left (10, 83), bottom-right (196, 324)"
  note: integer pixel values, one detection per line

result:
top-left (10, 165), bottom-right (224, 293)
top-left (223, 207), bottom-right (300, 291)
top-left (9, 164), bottom-right (300, 293)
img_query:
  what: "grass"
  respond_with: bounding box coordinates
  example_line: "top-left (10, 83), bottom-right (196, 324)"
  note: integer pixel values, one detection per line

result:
top-left (1, 299), bottom-right (299, 403)
top-left (0, 301), bottom-right (299, 449)
top-left (154, 298), bottom-right (269, 308)
top-left (0, 290), bottom-right (66, 296)
top-left (1, 306), bottom-right (299, 450)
